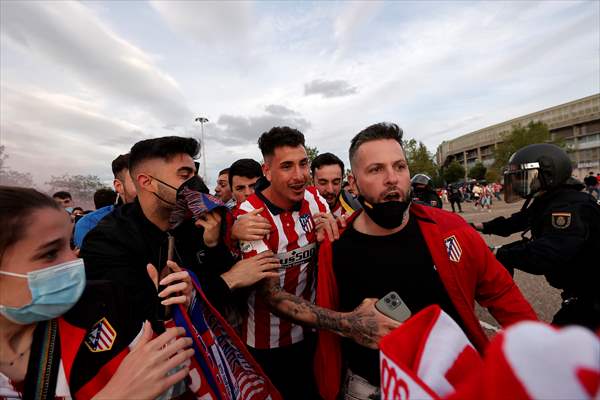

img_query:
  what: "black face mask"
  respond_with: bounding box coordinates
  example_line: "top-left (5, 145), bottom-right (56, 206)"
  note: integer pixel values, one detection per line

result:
top-left (150, 175), bottom-right (209, 206)
top-left (357, 195), bottom-right (411, 230)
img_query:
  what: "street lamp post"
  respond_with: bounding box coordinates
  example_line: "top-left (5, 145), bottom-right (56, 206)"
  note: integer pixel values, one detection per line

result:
top-left (194, 117), bottom-right (209, 181)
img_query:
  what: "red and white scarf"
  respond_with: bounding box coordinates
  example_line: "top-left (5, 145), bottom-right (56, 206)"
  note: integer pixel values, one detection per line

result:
top-left (380, 305), bottom-right (600, 400)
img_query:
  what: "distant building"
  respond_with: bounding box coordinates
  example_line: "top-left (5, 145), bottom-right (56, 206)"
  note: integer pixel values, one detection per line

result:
top-left (436, 94), bottom-right (600, 180)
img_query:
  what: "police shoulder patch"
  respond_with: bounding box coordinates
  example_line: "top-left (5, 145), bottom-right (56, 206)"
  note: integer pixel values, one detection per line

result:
top-left (551, 212), bottom-right (571, 229)
top-left (85, 317), bottom-right (117, 352)
top-left (444, 235), bottom-right (462, 263)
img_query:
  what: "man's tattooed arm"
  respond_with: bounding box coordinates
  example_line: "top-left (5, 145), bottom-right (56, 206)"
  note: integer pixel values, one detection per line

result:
top-left (259, 277), bottom-right (398, 349)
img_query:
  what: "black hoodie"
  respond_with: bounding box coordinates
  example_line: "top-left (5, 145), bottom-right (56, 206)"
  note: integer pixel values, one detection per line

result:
top-left (80, 199), bottom-right (235, 326)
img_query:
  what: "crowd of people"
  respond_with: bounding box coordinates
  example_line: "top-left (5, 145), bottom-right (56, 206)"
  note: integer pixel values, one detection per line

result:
top-left (1, 123), bottom-right (599, 400)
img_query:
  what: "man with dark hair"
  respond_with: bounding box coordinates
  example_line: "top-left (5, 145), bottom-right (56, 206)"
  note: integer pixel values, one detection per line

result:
top-left (584, 171), bottom-right (599, 198)
top-left (111, 153), bottom-right (137, 204)
top-left (215, 168), bottom-right (235, 209)
top-left (81, 136), bottom-right (279, 326)
top-left (229, 158), bottom-right (263, 204)
top-left (311, 152), bottom-right (359, 217)
top-left (235, 127), bottom-right (394, 399)
top-left (314, 122), bottom-right (536, 400)
top-left (93, 188), bottom-right (118, 209)
top-left (52, 190), bottom-right (73, 211)
top-left (73, 154), bottom-right (137, 249)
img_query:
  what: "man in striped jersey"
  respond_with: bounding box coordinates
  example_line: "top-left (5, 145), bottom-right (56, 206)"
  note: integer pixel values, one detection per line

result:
top-left (236, 127), bottom-right (398, 399)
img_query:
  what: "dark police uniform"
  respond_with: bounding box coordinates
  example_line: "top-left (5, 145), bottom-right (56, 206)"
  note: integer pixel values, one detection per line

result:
top-left (482, 183), bottom-right (600, 329)
top-left (412, 188), bottom-right (443, 208)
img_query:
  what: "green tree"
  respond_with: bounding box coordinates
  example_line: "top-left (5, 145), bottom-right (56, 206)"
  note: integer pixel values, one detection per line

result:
top-left (492, 121), bottom-right (563, 174)
top-left (0, 169), bottom-right (34, 187)
top-left (306, 146), bottom-right (319, 164)
top-left (443, 160), bottom-right (466, 184)
top-left (468, 162), bottom-right (487, 181)
top-left (485, 169), bottom-right (501, 183)
top-left (46, 174), bottom-right (107, 203)
top-left (404, 139), bottom-right (438, 178)
top-left (0, 146), bottom-right (34, 187)
top-left (0, 145), bottom-right (6, 171)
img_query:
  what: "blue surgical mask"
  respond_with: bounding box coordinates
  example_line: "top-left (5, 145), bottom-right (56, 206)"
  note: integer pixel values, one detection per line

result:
top-left (0, 259), bottom-right (86, 324)
top-left (65, 207), bottom-right (74, 214)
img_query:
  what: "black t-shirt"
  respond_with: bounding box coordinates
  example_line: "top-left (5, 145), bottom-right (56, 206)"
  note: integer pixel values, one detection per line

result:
top-left (332, 215), bottom-right (464, 386)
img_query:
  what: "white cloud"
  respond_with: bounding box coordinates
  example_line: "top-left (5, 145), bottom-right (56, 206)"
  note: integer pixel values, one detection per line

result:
top-left (0, 0), bottom-right (190, 125)
top-left (0, 85), bottom-right (144, 182)
top-left (334, 1), bottom-right (383, 53)
top-left (1, 1), bottom-right (597, 189)
top-left (304, 79), bottom-right (358, 98)
top-left (150, 1), bottom-right (253, 46)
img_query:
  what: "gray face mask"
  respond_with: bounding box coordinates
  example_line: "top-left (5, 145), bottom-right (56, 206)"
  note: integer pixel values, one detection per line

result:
top-left (0, 259), bottom-right (86, 324)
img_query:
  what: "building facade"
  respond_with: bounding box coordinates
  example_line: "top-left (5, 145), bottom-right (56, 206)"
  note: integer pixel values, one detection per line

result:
top-left (436, 94), bottom-right (600, 180)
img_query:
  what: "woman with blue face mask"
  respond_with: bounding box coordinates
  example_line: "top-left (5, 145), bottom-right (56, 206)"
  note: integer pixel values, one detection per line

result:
top-left (0, 187), bottom-right (194, 399)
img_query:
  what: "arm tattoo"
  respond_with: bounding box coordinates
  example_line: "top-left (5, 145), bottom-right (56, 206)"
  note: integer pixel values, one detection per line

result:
top-left (258, 277), bottom-right (380, 347)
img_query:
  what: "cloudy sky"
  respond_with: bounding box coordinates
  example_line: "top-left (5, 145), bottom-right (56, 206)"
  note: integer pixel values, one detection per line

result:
top-left (1, 1), bottom-right (598, 187)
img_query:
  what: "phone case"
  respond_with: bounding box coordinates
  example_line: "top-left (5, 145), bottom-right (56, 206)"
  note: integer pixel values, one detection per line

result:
top-left (375, 291), bottom-right (412, 322)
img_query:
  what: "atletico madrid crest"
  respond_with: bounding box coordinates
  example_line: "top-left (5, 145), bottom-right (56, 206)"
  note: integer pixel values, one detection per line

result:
top-left (299, 213), bottom-right (314, 233)
top-left (445, 235), bottom-right (462, 263)
top-left (85, 317), bottom-right (117, 352)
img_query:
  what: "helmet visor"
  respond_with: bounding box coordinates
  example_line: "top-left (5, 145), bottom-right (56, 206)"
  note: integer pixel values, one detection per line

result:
top-left (503, 164), bottom-right (540, 203)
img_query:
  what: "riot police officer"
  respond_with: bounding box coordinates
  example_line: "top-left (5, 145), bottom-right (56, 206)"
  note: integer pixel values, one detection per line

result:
top-left (473, 143), bottom-right (600, 329)
top-left (411, 173), bottom-right (442, 208)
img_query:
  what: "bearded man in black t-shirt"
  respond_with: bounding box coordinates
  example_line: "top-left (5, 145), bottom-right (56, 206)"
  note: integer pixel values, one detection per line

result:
top-left (314, 123), bottom-right (536, 400)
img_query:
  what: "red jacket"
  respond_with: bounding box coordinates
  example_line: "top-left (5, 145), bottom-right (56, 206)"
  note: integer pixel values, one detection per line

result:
top-left (314, 203), bottom-right (537, 400)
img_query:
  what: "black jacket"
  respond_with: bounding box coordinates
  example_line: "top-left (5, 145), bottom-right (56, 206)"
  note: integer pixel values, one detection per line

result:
top-left (482, 185), bottom-right (600, 296)
top-left (412, 188), bottom-right (443, 208)
top-left (80, 199), bottom-right (235, 324)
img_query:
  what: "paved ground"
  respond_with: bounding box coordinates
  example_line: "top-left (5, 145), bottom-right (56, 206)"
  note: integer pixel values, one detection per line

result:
top-left (441, 197), bottom-right (561, 330)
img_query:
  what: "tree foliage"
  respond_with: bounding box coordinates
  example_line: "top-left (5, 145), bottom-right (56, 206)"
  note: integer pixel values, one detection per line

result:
top-left (306, 146), bottom-right (319, 164)
top-left (468, 162), bottom-right (487, 181)
top-left (0, 146), bottom-right (34, 187)
top-left (485, 169), bottom-right (501, 183)
top-left (443, 160), bottom-right (466, 184)
top-left (46, 174), bottom-right (107, 202)
top-left (404, 139), bottom-right (438, 179)
top-left (492, 121), bottom-right (562, 173)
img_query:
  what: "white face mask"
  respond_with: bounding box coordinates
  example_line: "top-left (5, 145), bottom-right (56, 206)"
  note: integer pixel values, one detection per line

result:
top-left (0, 259), bottom-right (86, 324)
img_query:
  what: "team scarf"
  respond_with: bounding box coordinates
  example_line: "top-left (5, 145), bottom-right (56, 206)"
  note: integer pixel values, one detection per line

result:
top-left (169, 186), bottom-right (224, 229)
top-left (170, 271), bottom-right (281, 400)
top-left (379, 305), bottom-right (600, 400)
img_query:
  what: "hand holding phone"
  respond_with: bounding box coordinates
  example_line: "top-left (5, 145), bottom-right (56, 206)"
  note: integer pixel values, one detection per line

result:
top-left (375, 291), bottom-right (412, 322)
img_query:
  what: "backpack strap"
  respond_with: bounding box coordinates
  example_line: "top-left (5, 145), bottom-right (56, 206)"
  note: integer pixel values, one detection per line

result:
top-left (23, 319), bottom-right (61, 400)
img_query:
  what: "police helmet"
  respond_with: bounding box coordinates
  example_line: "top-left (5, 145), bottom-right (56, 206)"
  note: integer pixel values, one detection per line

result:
top-left (503, 143), bottom-right (572, 203)
top-left (411, 174), bottom-right (432, 187)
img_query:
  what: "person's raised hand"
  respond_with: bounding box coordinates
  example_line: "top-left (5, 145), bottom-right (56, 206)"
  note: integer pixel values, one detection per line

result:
top-left (195, 210), bottom-right (222, 247)
top-left (313, 212), bottom-right (340, 243)
top-left (342, 298), bottom-right (400, 349)
top-left (93, 322), bottom-right (194, 399)
top-left (232, 207), bottom-right (272, 241)
top-left (221, 251), bottom-right (280, 290)
top-left (147, 261), bottom-right (193, 309)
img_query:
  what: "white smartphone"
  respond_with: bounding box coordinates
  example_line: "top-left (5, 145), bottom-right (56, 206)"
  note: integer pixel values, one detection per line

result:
top-left (375, 291), bottom-right (412, 322)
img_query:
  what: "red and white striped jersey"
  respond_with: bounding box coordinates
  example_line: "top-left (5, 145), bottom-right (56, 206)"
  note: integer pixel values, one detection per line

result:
top-left (236, 186), bottom-right (328, 349)
top-left (331, 201), bottom-right (347, 219)
top-left (331, 191), bottom-right (358, 219)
